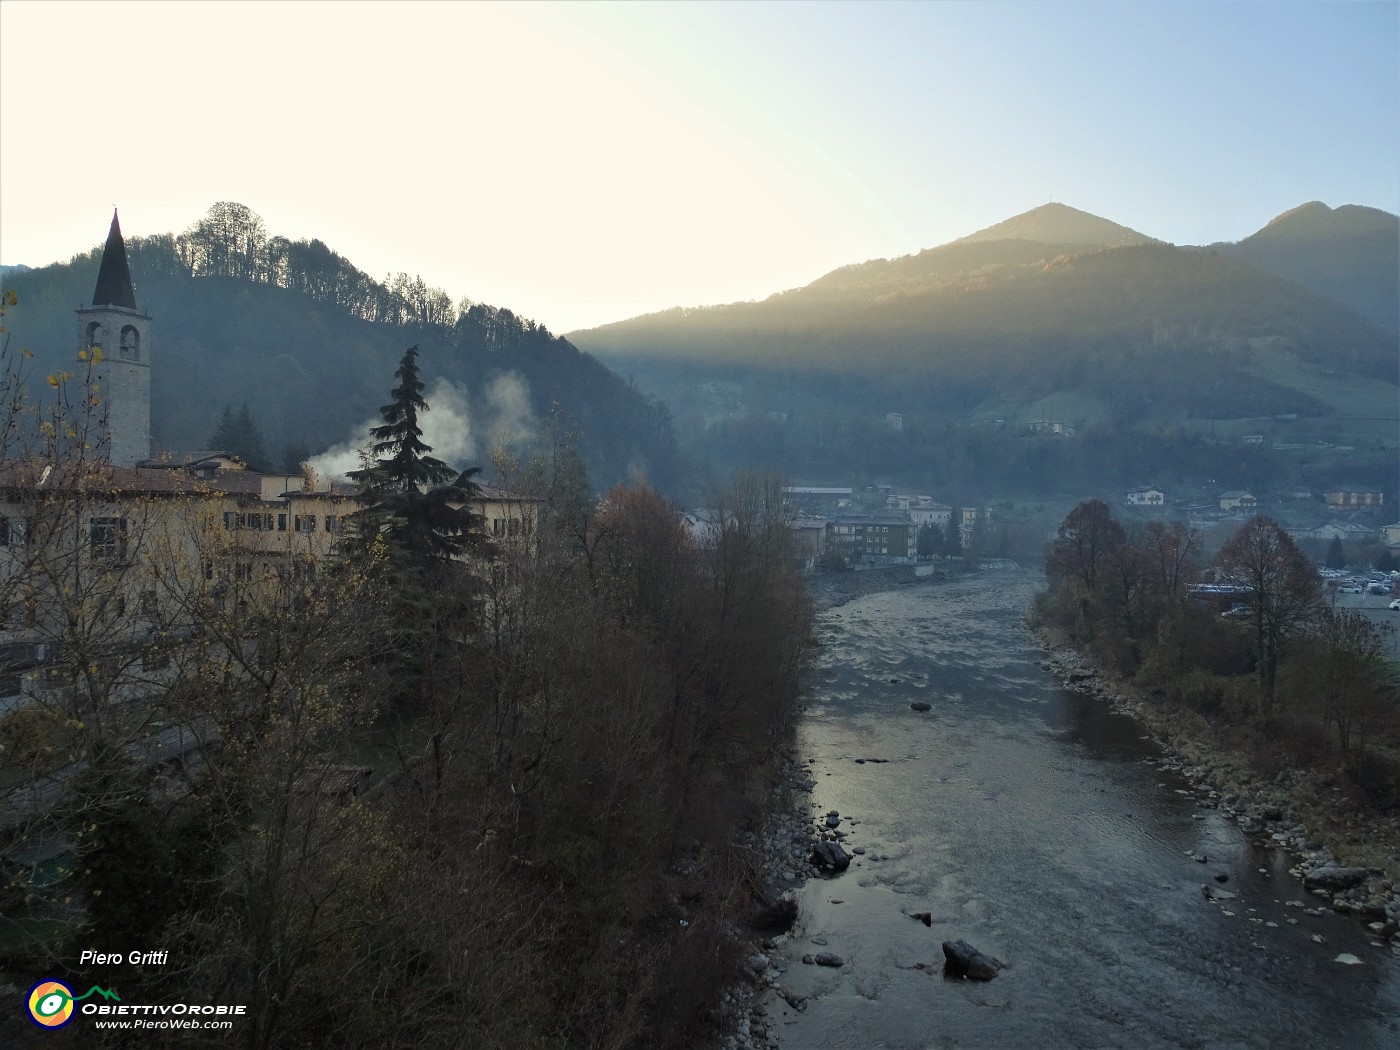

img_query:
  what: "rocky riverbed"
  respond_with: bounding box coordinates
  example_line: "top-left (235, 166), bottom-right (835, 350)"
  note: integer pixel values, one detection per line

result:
top-left (711, 573), bottom-right (1398, 1049)
top-left (1039, 642), bottom-right (1400, 950)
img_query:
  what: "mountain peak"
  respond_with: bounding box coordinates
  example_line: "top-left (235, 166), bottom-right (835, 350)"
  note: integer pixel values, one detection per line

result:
top-left (1250, 200), bottom-right (1398, 242)
top-left (951, 202), bottom-right (1157, 249)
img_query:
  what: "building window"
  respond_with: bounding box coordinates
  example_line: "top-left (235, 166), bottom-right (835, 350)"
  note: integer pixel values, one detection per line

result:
top-left (295, 515), bottom-right (317, 533)
top-left (141, 589), bottom-right (159, 617)
top-left (325, 516), bottom-right (341, 533)
top-left (234, 563), bottom-right (253, 582)
top-left (278, 513), bottom-right (287, 532)
top-left (223, 511), bottom-right (236, 531)
top-left (120, 325), bottom-right (140, 361)
top-left (89, 517), bottom-right (128, 561)
top-left (84, 321), bottom-right (104, 349)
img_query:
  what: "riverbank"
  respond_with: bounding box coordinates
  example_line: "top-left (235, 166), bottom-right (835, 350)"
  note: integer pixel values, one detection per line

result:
top-left (714, 755), bottom-right (818, 1050)
top-left (1036, 628), bottom-right (1400, 950)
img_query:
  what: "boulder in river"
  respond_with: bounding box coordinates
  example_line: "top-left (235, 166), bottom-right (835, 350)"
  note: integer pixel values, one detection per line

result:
top-left (910, 701), bottom-right (932, 713)
top-left (942, 939), bottom-right (1003, 980)
top-left (812, 840), bottom-right (852, 873)
top-left (750, 896), bottom-right (798, 933)
top-left (1303, 866), bottom-right (1369, 892)
top-left (910, 911), bottom-right (932, 927)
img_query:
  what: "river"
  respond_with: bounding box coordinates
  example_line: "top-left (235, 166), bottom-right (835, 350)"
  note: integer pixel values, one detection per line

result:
top-left (765, 571), bottom-right (1400, 1050)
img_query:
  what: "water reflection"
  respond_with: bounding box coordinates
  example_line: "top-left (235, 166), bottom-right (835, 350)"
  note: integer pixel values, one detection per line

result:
top-left (770, 573), bottom-right (1399, 1050)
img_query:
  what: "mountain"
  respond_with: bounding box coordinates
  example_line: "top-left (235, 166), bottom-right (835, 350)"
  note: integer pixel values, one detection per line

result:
top-left (951, 202), bottom-right (1158, 249)
top-left (1, 225), bottom-right (677, 489)
top-left (1217, 202), bottom-right (1398, 331)
top-left (571, 202), bottom-right (1397, 497)
top-left (0, 263), bottom-right (32, 280)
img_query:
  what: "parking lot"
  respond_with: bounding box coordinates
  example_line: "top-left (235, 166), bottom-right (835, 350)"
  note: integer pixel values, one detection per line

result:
top-left (1330, 590), bottom-right (1400, 659)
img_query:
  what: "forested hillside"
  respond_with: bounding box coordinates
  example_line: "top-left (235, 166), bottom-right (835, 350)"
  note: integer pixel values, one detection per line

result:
top-left (3, 204), bottom-right (678, 488)
top-left (572, 203), bottom-right (1398, 496)
top-left (1218, 202), bottom-right (1399, 332)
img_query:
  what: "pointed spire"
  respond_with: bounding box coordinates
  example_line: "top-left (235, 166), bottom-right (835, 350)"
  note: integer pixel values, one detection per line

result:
top-left (91, 209), bottom-right (138, 310)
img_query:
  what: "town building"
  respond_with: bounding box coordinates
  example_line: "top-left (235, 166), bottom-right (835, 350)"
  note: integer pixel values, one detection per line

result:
top-left (826, 512), bottom-right (913, 564)
top-left (1325, 485), bottom-right (1385, 509)
top-left (1218, 490), bottom-right (1258, 512)
top-left (1125, 487), bottom-right (1165, 507)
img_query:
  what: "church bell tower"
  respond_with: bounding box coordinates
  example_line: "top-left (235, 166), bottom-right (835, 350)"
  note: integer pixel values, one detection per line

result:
top-left (76, 210), bottom-right (150, 466)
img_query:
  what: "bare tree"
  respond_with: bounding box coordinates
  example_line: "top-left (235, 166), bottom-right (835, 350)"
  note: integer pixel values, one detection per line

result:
top-left (1046, 498), bottom-right (1126, 595)
top-left (1218, 516), bottom-right (1323, 709)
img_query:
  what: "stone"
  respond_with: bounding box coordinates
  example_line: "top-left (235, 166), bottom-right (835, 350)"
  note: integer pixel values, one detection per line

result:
top-left (1334, 953), bottom-right (1363, 966)
top-left (1214, 873), bottom-right (1230, 883)
top-left (910, 701), bottom-right (932, 712)
top-left (750, 897), bottom-right (798, 933)
top-left (910, 911), bottom-right (933, 927)
top-left (1303, 865), bottom-right (1369, 892)
top-left (1202, 885), bottom-right (1237, 901)
top-left (825, 814), bottom-right (841, 828)
top-left (813, 951), bottom-right (844, 967)
top-left (941, 939), bottom-right (1003, 981)
top-left (781, 990), bottom-right (807, 1011)
top-left (812, 840), bottom-right (851, 873)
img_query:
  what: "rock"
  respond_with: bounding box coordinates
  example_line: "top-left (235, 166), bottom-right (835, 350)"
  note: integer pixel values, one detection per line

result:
top-left (801, 954), bottom-right (815, 965)
top-left (852, 846), bottom-right (866, 855)
top-left (812, 840), bottom-right (851, 872)
top-left (1334, 953), bottom-right (1363, 966)
top-left (1193, 854), bottom-right (1207, 863)
top-left (745, 953), bottom-right (770, 976)
top-left (813, 952), bottom-right (844, 967)
top-left (910, 701), bottom-right (932, 713)
top-left (825, 814), bottom-right (841, 829)
top-left (1303, 865), bottom-right (1369, 892)
top-left (910, 911), bottom-right (933, 927)
top-left (1214, 873), bottom-right (1230, 883)
top-left (1202, 885), bottom-right (1237, 901)
top-left (941, 939), bottom-right (1003, 981)
top-left (750, 897), bottom-right (798, 933)
top-left (781, 990), bottom-right (807, 1011)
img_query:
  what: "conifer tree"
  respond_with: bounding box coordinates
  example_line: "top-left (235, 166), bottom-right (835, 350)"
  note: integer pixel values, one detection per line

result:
top-left (349, 345), bottom-right (484, 569)
top-left (208, 401), bottom-right (270, 470)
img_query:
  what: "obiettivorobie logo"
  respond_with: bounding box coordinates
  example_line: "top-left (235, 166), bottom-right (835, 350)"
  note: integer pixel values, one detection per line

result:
top-left (27, 979), bottom-right (120, 1029)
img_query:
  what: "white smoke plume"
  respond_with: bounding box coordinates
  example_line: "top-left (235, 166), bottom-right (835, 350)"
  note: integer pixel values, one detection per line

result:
top-left (307, 373), bottom-right (536, 482)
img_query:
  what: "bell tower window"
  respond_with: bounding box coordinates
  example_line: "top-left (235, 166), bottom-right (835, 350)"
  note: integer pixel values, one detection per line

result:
top-left (120, 325), bottom-right (140, 360)
top-left (85, 321), bottom-right (105, 349)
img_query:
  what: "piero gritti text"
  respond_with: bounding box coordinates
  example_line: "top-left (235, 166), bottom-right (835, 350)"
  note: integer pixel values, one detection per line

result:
top-left (80, 949), bottom-right (170, 966)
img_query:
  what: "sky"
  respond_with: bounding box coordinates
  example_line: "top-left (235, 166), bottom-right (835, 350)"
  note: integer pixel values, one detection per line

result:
top-left (1, 0), bottom-right (1396, 334)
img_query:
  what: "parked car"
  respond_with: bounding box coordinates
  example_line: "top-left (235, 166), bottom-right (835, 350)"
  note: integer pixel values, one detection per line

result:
top-left (1390, 599), bottom-right (1400, 611)
top-left (1221, 604), bottom-right (1251, 619)
top-left (1338, 585), bottom-right (1363, 594)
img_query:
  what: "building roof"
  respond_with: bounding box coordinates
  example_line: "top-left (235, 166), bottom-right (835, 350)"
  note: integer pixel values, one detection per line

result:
top-left (138, 451), bottom-right (237, 469)
top-left (91, 210), bottom-right (139, 311)
top-left (476, 483), bottom-right (540, 504)
top-left (829, 511), bottom-right (912, 526)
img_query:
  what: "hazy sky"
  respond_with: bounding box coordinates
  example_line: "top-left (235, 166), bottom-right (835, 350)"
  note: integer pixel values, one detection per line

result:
top-left (1, 1), bottom-right (1396, 333)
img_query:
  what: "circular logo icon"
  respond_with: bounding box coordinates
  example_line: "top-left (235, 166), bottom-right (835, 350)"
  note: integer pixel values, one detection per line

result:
top-left (28, 980), bottom-right (75, 1029)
